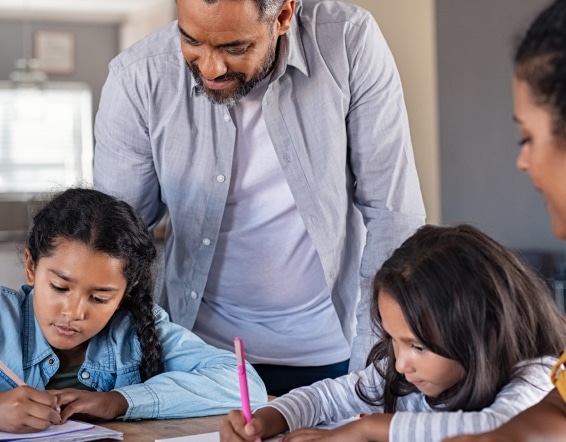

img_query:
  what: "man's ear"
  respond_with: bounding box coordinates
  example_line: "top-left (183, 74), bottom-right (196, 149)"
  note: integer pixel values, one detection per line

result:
top-left (24, 248), bottom-right (36, 286)
top-left (274, 0), bottom-right (296, 36)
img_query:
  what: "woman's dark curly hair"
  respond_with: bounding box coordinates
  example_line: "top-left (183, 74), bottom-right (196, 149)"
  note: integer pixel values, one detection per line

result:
top-left (357, 224), bottom-right (566, 413)
top-left (514, 0), bottom-right (566, 143)
top-left (26, 188), bottom-right (162, 381)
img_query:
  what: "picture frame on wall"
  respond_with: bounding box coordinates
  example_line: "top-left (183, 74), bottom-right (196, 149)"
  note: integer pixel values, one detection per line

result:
top-left (33, 30), bottom-right (76, 75)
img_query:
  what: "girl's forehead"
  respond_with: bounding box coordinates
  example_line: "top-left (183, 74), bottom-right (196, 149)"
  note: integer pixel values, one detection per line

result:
top-left (378, 292), bottom-right (414, 338)
top-left (37, 240), bottom-right (126, 279)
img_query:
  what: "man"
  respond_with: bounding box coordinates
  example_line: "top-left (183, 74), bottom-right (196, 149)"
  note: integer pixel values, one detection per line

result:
top-left (93, 0), bottom-right (425, 395)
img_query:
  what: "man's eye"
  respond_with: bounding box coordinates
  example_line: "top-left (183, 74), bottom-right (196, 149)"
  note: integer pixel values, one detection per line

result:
top-left (226, 47), bottom-right (248, 55)
top-left (184, 38), bottom-right (200, 46)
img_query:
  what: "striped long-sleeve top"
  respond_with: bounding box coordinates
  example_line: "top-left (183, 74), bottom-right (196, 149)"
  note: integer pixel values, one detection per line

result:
top-left (263, 356), bottom-right (556, 442)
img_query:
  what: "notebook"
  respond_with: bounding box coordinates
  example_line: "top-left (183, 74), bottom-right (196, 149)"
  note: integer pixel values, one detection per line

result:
top-left (155, 433), bottom-right (281, 442)
top-left (154, 417), bottom-right (359, 442)
top-left (0, 420), bottom-right (123, 441)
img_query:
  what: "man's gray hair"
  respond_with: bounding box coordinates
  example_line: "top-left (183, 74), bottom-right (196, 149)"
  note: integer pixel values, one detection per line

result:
top-left (201, 0), bottom-right (286, 22)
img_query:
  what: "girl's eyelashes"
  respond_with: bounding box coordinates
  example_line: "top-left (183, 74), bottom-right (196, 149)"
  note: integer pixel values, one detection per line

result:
top-left (49, 283), bottom-right (111, 305)
top-left (90, 296), bottom-right (109, 305)
top-left (412, 344), bottom-right (425, 352)
top-left (50, 283), bottom-right (67, 292)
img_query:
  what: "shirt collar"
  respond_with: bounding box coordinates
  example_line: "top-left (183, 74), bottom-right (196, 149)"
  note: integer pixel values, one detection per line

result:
top-left (279, 0), bottom-right (309, 78)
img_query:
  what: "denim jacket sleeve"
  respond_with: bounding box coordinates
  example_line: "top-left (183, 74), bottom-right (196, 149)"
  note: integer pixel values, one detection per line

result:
top-left (114, 306), bottom-right (268, 420)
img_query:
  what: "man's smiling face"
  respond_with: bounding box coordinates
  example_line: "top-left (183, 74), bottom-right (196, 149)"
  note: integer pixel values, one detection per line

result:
top-left (178, 0), bottom-right (293, 106)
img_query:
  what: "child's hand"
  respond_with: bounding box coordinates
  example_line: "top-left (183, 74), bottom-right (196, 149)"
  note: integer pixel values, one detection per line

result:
top-left (282, 413), bottom-right (390, 442)
top-left (0, 386), bottom-right (61, 433)
top-left (219, 410), bottom-right (264, 442)
top-left (47, 390), bottom-right (128, 422)
top-left (282, 423), bottom-right (366, 442)
top-left (220, 407), bottom-right (288, 442)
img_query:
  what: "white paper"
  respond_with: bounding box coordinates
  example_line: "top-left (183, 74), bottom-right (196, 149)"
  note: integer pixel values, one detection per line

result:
top-left (155, 433), bottom-right (218, 442)
top-left (0, 420), bottom-right (93, 441)
top-left (154, 417), bottom-right (359, 442)
top-left (155, 432), bottom-right (281, 442)
top-left (0, 420), bottom-right (123, 442)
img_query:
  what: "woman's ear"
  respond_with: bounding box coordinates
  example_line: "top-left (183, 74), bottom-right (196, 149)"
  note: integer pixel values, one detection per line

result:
top-left (24, 248), bottom-right (36, 286)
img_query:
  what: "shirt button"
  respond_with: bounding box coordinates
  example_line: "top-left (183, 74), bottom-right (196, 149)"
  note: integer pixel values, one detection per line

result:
top-left (216, 174), bottom-right (226, 183)
top-left (81, 371), bottom-right (90, 380)
top-left (190, 291), bottom-right (199, 299)
top-left (224, 114), bottom-right (231, 122)
top-left (202, 238), bottom-right (211, 246)
top-left (48, 358), bottom-right (55, 365)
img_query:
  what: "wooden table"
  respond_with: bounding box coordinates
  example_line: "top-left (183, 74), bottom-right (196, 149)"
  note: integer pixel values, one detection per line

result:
top-left (97, 414), bottom-right (223, 441)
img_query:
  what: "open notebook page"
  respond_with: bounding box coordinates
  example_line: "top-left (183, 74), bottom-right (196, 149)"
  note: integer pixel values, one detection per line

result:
top-left (0, 420), bottom-right (122, 441)
top-left (155, 417), bottom-right (359, 442)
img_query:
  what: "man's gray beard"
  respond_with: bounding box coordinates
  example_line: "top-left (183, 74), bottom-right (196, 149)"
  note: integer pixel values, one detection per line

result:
top-left (189, 39), bottom-right (277, 107)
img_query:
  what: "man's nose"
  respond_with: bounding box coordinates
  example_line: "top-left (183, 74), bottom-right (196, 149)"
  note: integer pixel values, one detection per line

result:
top-left (199, 50), bottom-right (228, 80)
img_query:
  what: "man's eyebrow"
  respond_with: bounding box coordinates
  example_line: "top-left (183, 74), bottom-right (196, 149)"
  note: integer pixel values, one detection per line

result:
top-left (178, 25), bottom-right (195, 41)
top-left (178, 24), bottom-right (249, 48)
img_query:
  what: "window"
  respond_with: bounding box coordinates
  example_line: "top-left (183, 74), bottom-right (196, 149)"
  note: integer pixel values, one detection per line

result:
top-left (0, 81), bottom-right (93, 194)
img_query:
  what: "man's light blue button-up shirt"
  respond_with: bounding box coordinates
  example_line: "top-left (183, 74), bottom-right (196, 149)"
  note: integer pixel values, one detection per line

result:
top-left (94, 0), bottom-right (426, 370)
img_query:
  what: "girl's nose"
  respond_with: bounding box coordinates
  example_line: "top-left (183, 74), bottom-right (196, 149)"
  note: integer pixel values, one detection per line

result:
top-left (62, 295), bottom-right (86, 320)
top-left (395, 351), bottom-right (414, 375)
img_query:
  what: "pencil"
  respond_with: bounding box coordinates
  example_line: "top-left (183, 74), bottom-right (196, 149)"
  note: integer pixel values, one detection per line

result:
top-left (0, 360), bottom-right (26, 386)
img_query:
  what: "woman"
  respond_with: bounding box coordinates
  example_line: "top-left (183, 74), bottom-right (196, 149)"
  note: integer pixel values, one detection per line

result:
top-left (445, 1), bottom-right (566, 440)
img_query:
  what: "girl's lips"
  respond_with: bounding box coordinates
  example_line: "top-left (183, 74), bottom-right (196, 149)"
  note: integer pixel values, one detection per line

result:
top-left (54, 325), bottom-right (80, 337)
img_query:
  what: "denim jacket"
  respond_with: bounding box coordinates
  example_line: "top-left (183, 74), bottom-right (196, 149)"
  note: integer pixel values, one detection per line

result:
top-left (0, 285), bottom-right (267, 420)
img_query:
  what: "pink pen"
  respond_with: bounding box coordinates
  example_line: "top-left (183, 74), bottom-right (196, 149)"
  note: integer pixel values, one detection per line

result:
top-left (234, 337), bottom-right (253, 423)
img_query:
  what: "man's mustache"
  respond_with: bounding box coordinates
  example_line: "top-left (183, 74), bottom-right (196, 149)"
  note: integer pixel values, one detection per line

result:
top-left (187, 62), bottom-right (245, 83)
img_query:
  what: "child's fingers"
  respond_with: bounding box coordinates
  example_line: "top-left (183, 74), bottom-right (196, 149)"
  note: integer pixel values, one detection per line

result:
top-left (0, 388), bottom-right (62, 432)
top-left (220, 410), bottom-right (262, 441)
top-left (243, 420), bottom-right (263, 442)
top-left (23, 387), bottom-right (58, 409)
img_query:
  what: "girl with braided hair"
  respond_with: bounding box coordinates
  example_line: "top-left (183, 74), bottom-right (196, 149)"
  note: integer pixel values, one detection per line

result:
top-left (0, 188), bottom-right (266, 434)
